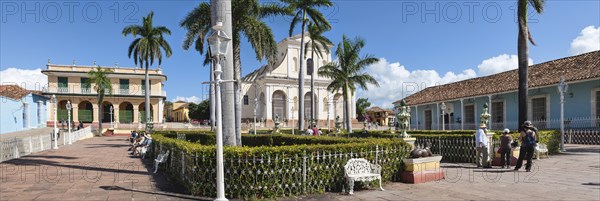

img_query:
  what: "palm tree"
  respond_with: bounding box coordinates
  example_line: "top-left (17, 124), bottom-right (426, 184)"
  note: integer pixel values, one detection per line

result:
top-left (318, 35), bottom-right (379, 132)
top-left (122, 11), bottom-right (172, 132)
top-left (87, 66), bottom-right (113, 135)
top-left (180, 1), bottom-right (289, 145)
top-left (517, 0), bottom-right (545, 130)
top-left (283, 0), bottom-right (333, 131)
top-left (304, 22), bottom-right (332, 125)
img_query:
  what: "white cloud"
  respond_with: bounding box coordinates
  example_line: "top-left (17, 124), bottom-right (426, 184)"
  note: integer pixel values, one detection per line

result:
top-left (358, 58), bottom-right (477, 108)
top-left (172, 96), bottom-right (202, 104)
top-left (477, 54), bottom-right (533, 76)
top-left (0, 68), bottom-right (47, 90)
top-left (570, 26), bottom-right (600, 55)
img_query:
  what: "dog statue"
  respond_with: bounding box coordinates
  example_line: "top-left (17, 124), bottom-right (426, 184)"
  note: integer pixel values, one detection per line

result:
top-left (410, 141), bottom-right (433, 158)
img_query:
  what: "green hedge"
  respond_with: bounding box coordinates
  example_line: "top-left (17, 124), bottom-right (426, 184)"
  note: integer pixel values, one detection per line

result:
top-left (150, 133), bottom-right (412, 199)
top-left (329, 130), bottom-right (561, 163)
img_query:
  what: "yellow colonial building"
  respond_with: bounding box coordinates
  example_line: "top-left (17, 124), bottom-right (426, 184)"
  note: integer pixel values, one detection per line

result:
top-left (171, 101), bottom-right (190, 122)
top-left (366, 106), bottom-right (395, 127)
top-left (42, 63), bottom-right (167, 127)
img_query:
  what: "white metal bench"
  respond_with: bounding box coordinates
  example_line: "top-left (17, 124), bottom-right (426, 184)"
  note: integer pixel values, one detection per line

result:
top-left (535, 143), bottom-right (549, 159)
top-left (153, 150), bottom-right (170, 174)
top-left (344, 158), bottom-right (384, 195)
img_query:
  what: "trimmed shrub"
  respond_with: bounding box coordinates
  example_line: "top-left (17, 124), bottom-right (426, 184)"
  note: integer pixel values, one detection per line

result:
top-left (150, 133), bottom-right (411, 199)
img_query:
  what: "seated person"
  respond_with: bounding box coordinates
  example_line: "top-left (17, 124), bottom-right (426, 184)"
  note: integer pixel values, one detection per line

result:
top-left (129, 132), bottom-right (145, 153)
top-left (129, 131), bottom-right (138, 143)
top-left (133, 134), bottom-right (152, 156)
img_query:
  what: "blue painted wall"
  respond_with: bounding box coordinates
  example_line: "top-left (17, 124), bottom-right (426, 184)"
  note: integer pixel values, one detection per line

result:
top-left (0, 94), bottom-right (48, 134)
top-left (403, 78), bottom-right (599, 130)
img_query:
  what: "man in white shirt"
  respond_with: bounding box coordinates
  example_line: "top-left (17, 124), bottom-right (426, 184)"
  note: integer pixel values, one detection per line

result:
top-left (306, 128), bottom-right (314, 135)
top-left (475, 124), bottom-right (491, 168)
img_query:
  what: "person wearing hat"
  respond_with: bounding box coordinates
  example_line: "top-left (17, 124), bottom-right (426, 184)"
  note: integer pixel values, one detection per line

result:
top-left (475, 123), bottom-right (491, 168)
top-left (499, 128), bottom-right (513, 169)
top-left (514, 121), bottom-right (538, 172)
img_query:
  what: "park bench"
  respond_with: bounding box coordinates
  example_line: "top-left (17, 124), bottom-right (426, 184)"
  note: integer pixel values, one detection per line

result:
top-left (140, 139), bottom-right (153, 159)
top-left (535, 143), bottom-right (549, 159)
top-left (153, 150), bottom-right (170, 174)
top-left (344, 158), bottom-right (384, 195)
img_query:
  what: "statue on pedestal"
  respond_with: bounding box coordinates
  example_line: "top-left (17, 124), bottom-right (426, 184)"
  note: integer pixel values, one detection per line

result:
top-left (480, 102), bottom-right (491, 127)
top-left (396, 100), bottom-right (411, 138)
top-left (335, 116), bottom-right (342, 133)
top-left (273, 114), bottom-right (280, 134)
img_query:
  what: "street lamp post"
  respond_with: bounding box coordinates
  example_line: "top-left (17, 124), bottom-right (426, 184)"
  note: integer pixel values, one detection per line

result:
top-left (208, 22), bottom-right (232, 201)
top-left (110, 106), bottom-right (114, 129)
top-left (558, 76), bottom-right (568, 152)
top-left (440, 102), bottom-right (446, 131)
top-left (51, 95), bottom-right (58, 149)
top-left (66, 101), bottom-right (72, 145)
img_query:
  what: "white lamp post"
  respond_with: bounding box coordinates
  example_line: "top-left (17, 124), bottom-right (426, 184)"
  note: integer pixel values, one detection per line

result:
top-left (208, 22), bottom-right (232, 201)
top-left (109, 106), bottom-right (114, 129)
top-left (440, 102), bottom-right (446, 131)
top-left (558, 76), bottom-right (568, 152)
top-left (51, 95), bottom-right (58, 149)
top-left (66, 101), bottom-right (72, 145)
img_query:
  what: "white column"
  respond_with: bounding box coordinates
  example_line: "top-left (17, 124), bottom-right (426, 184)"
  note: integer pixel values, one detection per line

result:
top-left (436, 102), bottom-right (439, 130)
top-left (415, 105), bottom-right (419, 130)
top-left (265, 85), bottom-right (272, 120)
top-left (287, 86), bottom-right (292, 120)
top-left (460, 99), bottom-right (464, 130)
top-left (488, 95), bottom-right (492, 130)
top-left (158, 99), bottom-right (164, 123)
top-left (23, 101), bottom-right (29, 129)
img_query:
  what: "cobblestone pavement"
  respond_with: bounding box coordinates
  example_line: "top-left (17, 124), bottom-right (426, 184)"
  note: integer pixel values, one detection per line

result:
top-left (0, 136), bottom-right (205, 201)
top-left (283, 144), bottom-right (600, 201)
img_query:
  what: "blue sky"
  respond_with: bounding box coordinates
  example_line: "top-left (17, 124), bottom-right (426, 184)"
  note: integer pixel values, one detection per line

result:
top-left (1, 0), bottom-right (599, 107)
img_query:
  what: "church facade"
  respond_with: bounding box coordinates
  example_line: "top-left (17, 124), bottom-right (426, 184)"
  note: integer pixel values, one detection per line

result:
top-left (241, 34), bottom-right (356, 129)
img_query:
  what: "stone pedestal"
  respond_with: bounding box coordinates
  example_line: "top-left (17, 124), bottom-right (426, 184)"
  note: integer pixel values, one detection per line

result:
top-left (402, 137), bottom-right (416, 148)
top-left (401, 155), bottom-right (444, 184)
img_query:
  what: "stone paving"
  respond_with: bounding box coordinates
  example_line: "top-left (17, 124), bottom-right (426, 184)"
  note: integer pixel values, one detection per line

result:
top-left (0, 136), bottom-right (204, 201)
top-left (284, 144), bottom-right (600, 201)
top-left (1, 135), bottom-right (599, 201)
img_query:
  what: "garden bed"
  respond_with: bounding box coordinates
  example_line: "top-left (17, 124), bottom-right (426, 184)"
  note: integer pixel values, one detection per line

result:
top-left (150, 132), bottom-right (412, 199)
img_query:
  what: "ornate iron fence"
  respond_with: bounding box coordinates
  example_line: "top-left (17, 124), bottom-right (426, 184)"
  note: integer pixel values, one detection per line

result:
top-left (566, 129), bottom-right (600, 145)
top-left (150, 140), bottom-right (409, 199)
top-left (414, 136), bottom-right (477, 163)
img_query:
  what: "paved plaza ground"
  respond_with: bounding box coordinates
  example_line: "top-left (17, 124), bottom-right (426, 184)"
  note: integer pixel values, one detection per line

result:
top-left (1, 136), bottom-right (599, 201)
top-left (0, 136), bottom-right (202, 201)
top-left (287, 144), bottom-right (600, 201)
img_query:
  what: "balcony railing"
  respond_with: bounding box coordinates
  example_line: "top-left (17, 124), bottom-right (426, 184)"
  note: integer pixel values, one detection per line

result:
top-left (58, 87), bottom-right (69, 93)
top-left (119, 89), bottom-right (129, 95)
top-left (81, 88), bottom-right (91, 94)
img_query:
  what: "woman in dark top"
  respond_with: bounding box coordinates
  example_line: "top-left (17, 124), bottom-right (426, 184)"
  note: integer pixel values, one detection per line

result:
top-left (499, 128), bottom-right (513, 169)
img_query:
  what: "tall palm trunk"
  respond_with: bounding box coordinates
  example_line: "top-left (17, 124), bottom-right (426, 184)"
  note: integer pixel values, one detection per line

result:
top-left (343, 83), bottom-right (352, 132)
top-left (97, 94), bottom-right (103, 135)
top-left (234, 44), bottom-right (242, 146)
top-left (517, 3), bottom-right (528, 131)
top-left (298, 10), bottom-right (307, 131)
top-left (144, 62), bottom-right (151, 129)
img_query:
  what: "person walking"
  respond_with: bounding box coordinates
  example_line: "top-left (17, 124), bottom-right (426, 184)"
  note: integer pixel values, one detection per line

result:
top-left (514, 121), bottom-right (537, 172)
top-left (475, 123), bottom-right (491, 168)
top-left (499, 128), bottom-right (513, 169)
